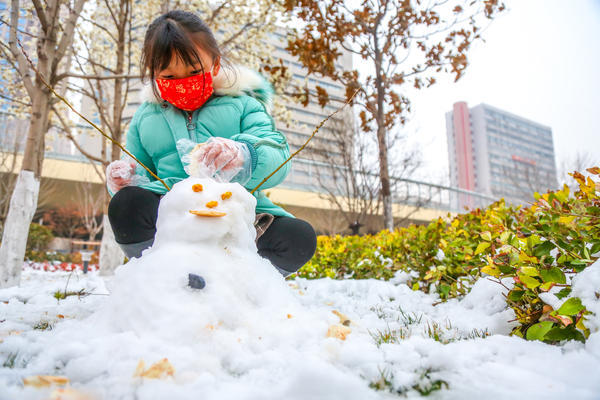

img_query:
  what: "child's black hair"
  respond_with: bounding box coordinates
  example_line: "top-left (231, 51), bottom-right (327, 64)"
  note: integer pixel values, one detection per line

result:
top-left (141, 10), bottom-right (228, 99)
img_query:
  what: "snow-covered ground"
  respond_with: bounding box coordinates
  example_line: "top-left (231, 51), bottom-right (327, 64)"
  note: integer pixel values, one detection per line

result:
top-left (1, 264), bottom-right (599, 400)
top-left (1, 176), bottom-right (599, 399)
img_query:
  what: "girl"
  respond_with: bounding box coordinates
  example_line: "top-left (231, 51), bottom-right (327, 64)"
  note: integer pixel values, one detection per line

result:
top-left (105, 10), bottom-right (316, 277)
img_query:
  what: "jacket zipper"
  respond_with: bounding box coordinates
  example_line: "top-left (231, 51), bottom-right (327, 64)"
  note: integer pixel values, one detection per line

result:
top-left (186, 111), bottom-right (195, 140)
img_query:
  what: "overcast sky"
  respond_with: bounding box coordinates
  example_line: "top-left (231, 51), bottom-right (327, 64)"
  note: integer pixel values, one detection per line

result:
top-left (402, 0), bottom-right (600, 185)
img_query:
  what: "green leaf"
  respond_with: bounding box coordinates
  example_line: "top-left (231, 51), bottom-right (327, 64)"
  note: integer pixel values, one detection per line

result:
top-left (519, 274), bottom-right (541, 289)
top-left (507, 290), bottom-right (524, 301)
top-left (526, 321), bottom-right (554, 341)
top-left (533, 241), bottom-right (556, 258)
top-left (475, 242), bottom-right (490, 255)
top-left (439, 284), bottom-right (451, 299)
top-left (586, 206), bottom-right (600, 215)
top-left (480, 231), bottom-right (492, 241)
top-left (571, 261), bottom-right (588, 273)
top-left (543, 327), bottom-right (570, 342)
top-left (555, 287), bottom-right (572, 299)
top-left (544, 326), bottom-right (586, 343)
top-left (539, 267), bottom-right (566, 284)
top-left (498, 264), bottom-right (515, 274)
top-left (556, 297), bottom-right (585, 316)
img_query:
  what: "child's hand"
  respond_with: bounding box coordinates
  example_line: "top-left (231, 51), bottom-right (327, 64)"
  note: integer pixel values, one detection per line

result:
top-left (187, 137), bottom-right (252, 184)
top-left (106, 159), bottom-right (136, 193)
top-left (194, 137), bottom-right (246, 173)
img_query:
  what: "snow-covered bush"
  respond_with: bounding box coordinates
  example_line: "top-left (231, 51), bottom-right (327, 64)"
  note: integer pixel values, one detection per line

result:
top-left (296, 168), bottom-right (600, 344)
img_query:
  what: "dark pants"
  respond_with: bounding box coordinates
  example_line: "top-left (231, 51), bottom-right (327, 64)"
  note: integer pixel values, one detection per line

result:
top-left (108, 186), bottom-right (317, 275)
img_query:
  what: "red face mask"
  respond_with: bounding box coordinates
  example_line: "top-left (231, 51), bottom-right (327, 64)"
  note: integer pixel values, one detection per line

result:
top-left (155, 72), bottom-right (214, 111)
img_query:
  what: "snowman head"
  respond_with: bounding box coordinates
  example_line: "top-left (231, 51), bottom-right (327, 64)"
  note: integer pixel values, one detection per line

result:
top-left (153, 177), bottom-right (257, 248)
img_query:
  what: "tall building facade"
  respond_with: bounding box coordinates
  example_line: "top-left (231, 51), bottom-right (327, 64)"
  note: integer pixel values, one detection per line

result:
top-left (446, 102), bottom-right (558, 206)
top-left (264, 30), bottom-right (352, 192)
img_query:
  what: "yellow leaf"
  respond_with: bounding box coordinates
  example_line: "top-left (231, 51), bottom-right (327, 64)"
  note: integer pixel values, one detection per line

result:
top-left (481, 264), bottom-right (500, 278)
top-left (332, 310), bottom-right (352, 326)
top-left (412, 282), bottom-right (420, 291)
top-left (50, 388), bottom-right (93, 400)
top-left (519, 252), bottom-right (538, 264)
top-left (326, 324), bottom-right (351, 340)
top-left (480, 231), bottom-right (492, 241)
top-left (23, 375), bottom-right (69, 388)
top-left (475, 242), bottom-right (490, 255)
top-left (519, 266), bottom-right (539, 277)
top-left (133, 358), bottom-right (175, 379)
top-left (518, 274), bottom-right (541, 289)
top-left (576, 318), bottom-right (590, 338)
top-left (558, 216), bottom-right (576, 226)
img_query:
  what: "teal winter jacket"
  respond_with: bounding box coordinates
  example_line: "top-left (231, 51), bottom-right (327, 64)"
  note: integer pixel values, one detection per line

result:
top-left (120, 66), bottom-right (293, 218)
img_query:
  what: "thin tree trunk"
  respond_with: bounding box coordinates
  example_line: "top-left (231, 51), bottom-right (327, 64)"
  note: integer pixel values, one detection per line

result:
top-left (99, 0), bottom-right (127, 271)
top-left (374, 36), bottom-right (393, 231)
top-left (376, 123), bottom-right (393, 231)
top-left (0, 171), bottom-right (39, 287)
top-left (0, 88), bottom-right (50, 288)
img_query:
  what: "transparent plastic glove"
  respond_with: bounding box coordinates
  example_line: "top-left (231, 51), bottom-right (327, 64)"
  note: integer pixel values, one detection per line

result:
top-left (177, 139), bottom-right (212, 179)
top-left (105, 157), bottom-right (150, 193)
top-left (178, 137), bottom-right (252, 184)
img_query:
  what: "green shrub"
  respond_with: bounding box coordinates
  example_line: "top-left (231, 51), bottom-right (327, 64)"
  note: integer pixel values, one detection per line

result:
top-left (296, 168), bottom-right (600, 344)
top-left (26, 223), bottom-right (54, 252)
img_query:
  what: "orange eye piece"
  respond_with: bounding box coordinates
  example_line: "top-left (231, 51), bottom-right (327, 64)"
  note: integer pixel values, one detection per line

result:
top-left (192, 184), bottom-right (203, 192)
top-left (221, 191), bottom-right (232, 200)
top-left (206, 201), bottom-right (218, 208)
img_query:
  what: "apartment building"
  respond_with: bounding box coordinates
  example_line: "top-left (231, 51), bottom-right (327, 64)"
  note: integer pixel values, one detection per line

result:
top-left (446, 101), bottom-right (558, 207)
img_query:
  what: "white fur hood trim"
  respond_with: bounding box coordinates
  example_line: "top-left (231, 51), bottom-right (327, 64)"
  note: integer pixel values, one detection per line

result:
top-left (139, 65), bottom-right (273, 111)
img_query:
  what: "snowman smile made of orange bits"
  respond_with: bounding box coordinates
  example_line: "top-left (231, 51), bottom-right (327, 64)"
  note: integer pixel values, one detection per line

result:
top-left (188, 183), bottom-right (232, 218)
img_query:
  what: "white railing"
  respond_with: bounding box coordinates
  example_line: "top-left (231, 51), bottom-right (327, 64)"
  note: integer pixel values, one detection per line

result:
top-left (281, 158), bottom-right (502, 213)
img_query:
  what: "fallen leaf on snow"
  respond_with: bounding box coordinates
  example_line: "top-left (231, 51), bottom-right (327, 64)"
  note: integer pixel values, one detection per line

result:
top-left (133, 358), bottom-right (175, 379)
top-left (23, 375), bottom-right (69, 388)
top-left (327, 324), bottom-right (352, 341)
top-left (332, 310), bottom-right (352, 326)
top-left (50, 387), bottom-right (94, 400)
